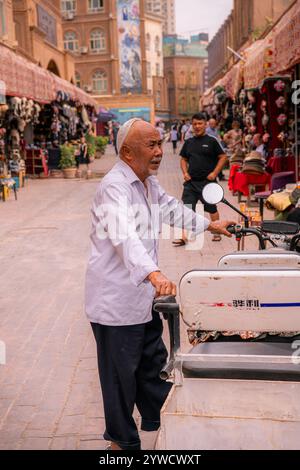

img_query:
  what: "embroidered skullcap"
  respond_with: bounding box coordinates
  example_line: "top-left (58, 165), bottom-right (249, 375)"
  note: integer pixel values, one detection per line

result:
top-left (117, 118), bottom-right (142, 154)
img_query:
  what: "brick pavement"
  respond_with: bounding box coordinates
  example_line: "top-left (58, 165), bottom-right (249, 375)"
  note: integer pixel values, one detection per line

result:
top-left (0, 143), bottom-right (270, 450)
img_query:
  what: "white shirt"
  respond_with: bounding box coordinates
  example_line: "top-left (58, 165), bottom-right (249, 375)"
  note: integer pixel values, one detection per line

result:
top-left (85, 160), bottom-right (210, 326)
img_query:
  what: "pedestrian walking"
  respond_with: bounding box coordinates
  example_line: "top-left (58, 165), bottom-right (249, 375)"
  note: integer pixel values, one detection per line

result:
top-left (173, 113), bottom-right (228, 246)
top-left (170, 124), bottom-right (178, 154)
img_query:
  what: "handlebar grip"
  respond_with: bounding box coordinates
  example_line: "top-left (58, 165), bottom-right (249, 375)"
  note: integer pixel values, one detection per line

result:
top-left (226, 224), bottom-right (236, 234)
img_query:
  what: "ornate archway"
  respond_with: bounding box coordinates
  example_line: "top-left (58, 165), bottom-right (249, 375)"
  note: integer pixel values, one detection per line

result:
top-left (47, 60), bottom-right (60, 77)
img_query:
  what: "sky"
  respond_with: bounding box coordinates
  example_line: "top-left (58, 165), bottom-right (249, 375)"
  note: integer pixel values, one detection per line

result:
top-left (176, 0), bottom-right (233, 41)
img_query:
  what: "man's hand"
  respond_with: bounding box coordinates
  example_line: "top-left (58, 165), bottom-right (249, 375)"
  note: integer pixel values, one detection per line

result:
top-left (207, 220), bottom-right (236, 237)
top-left (147, 271), bottom-right (177, 298)
top-left (183, 172), bottom-right (192, 182)
top-left (207, 171), bottom-right (217, 181)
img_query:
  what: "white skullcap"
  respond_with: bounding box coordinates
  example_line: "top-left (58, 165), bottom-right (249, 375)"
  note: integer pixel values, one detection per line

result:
top-left (117, 118), bottom-right (142, 154)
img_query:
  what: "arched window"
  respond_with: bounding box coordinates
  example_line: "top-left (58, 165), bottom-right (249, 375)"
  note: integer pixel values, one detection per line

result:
top-left (179, 96), bottom-right (186, 113)
top-left (179, 71), bottom-right (185, 88)
top-left (90, 29), bottom-right (106, 52)
top-left (92, 70), bottom-right (108, 93)
top-left (191, 96), bottom-right (197, 111)
top-left (155, 36), bottom-right (160, 53)
top-left (64, 31), bottom-right (78, 52)
top-left (167, 71), bottom-right (174, 87)
top-left (75, 71), bottom-right (81, 88)
top-left (156, 90), bottom-right (161, 108)
top-left (190, 71), bottom-right (197, 86)
top-left (61, 0), bottom-right (76, 14)
top-left (146, 33), bottom-right (151, 51)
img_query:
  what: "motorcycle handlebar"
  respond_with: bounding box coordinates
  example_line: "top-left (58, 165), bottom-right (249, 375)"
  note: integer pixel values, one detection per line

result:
top-left (226, 224), bottom-right (266, 250)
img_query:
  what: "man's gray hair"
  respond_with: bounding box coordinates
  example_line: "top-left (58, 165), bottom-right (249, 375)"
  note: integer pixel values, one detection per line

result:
top-left (117, 118), bottom-right (142, 154)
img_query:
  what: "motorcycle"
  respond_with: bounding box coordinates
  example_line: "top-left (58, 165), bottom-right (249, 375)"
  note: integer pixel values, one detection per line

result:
top-left (154, 183), bottom-right (300, 450)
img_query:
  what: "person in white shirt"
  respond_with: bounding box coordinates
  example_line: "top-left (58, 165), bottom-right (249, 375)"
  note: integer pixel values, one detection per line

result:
top-left (85, 118), bottom-right (234, 450)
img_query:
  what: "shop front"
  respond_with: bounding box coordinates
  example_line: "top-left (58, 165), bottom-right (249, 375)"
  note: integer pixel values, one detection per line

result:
top-left (0, 43), bottom-right (98, 198)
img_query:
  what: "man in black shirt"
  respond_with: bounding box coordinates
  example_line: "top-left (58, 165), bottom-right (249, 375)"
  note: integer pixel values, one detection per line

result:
top-left (173, 113), bottom-right (228, 245)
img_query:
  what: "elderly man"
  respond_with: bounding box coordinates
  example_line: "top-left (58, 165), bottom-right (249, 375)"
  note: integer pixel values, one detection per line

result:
top-left (85, 118), bottom-right (233, 451)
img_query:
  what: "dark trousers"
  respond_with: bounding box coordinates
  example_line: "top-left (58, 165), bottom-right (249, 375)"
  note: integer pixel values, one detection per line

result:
top-left (91, 311), bottom-right (172, 450)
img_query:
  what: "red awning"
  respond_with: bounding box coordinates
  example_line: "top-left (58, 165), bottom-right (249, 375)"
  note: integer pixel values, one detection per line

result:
top-left (244, 37), bottom-right (274, 89)
top-left (273, 0), bottom-right (300, 74)
top-left (220, 61), bottom-right (244, 100)
top-left (200, 87), bottom-right (214, 108)
top-left (0, 43), bottom-right (97, 107)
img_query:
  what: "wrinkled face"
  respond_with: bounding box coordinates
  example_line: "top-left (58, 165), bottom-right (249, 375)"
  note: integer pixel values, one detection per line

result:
top-left (121, 123), bottom-right (163, 181)
top-left (192, 118), bottom-right (207, 137)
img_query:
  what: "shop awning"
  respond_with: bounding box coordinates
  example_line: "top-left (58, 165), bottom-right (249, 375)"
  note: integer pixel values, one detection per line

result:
top-left (273, 0), bottom-right (300, 74)
top-left (219, 61), bottom-right (244, 100)
top-left (200, 87), bottom-right (214, 108)
top-left (244, 37), bottom-right (274, 89)
top-left (0, 43), bottom-right (97, 107)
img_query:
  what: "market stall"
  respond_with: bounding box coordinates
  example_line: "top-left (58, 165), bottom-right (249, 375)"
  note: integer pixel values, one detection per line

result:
top-left (0, 43), bottom-right (98, 190)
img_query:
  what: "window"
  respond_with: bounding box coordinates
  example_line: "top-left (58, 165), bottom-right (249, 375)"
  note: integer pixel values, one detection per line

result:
top-left (88, 0), bottom-right (103, 12)
top-left (156, 90), bottom-right (161, 108)
top-left (61, 0), bottom-right (76, 14)
top-left (155, 63), bottom-right (160, 76)
top-left (146, 62), bottom-right (151, 78)
top-left (64, 31), bottom-right (78, 52)
top-left (155, 36), bottom-right (160, 53)
top-left (146, 1), bottom-right (161, 14)
top-left (191, 96), bottom-right (197, 111)
top-left (146, 33), bottom-right (151, 51)
top-left (0, 0), bottom-right (6, 36)
top-left (179, 96), bottom-right (186, 113)
top-left (179, 71), bottom-right (186, 88)
top-left (75, 72), bottom-right (81, 88)
top-left (190, 71), bottom-right (197, 86)
top-left (92, 70), bottom-right (108, 93)
top-left (90, 29), bottom-right (106, 52)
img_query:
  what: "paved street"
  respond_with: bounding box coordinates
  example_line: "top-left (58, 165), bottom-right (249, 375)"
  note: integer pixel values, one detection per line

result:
top-left (0, 143), bottom-right (263, 450)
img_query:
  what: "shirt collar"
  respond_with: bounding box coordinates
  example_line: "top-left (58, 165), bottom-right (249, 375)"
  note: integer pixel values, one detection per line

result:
top-left (115, 159), bottom-right (156, 187)
top-left (116, 159), bottom-right (140, 184)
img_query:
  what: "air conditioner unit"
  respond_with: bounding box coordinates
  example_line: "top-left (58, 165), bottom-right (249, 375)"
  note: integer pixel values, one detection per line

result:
top-left (80, 46), bottom-right (88, 54)
top-left (64, 11), bottom-right (75, 20)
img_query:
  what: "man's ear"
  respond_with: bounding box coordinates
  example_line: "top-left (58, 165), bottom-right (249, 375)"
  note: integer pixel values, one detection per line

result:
top-left (120, 145), bottom-right (132, 163)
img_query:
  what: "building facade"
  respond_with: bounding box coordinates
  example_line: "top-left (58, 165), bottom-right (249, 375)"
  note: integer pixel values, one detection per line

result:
top-left (144, 1), bottom-right (164, 93)
top-left (164, 34), bottom-right (208, 119)
top-left (162, 0), bottom-right (175, 35)
top-left (10, 0), bottom-right (75, 80)
top-left (0, 0), bottom-right (17, 46)
top-left (145, 0), bottom-right (176, 35)
top-left (208, 0), bottom-right (295, 86)
top-left (61, 0), bottom-right (167, 123)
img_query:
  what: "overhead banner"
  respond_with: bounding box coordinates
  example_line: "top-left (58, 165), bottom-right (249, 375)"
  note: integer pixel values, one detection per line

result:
top-left (117, 0), bottom-right (142, 94)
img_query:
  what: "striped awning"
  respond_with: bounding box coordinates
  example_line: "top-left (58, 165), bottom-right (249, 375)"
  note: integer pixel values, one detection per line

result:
top-left (0, 43), bottom-right (97, 107)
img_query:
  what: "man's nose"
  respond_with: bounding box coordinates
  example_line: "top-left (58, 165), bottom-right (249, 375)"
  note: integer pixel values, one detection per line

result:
top-left (155, 146), bottom-right (163, 157)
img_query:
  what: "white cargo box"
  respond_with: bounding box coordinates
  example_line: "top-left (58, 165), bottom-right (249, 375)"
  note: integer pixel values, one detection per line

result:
top-left (156, 379), bottom-right (300, 450)
top-left (218, 250), bottom-right (300, 269)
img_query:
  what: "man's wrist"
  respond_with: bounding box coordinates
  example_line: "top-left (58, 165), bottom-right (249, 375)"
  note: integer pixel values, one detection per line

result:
top-left (147, 271), bottom-right (161, 282)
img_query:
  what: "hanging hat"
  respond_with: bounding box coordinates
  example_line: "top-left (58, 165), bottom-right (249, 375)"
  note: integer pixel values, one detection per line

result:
top-left (117, 118), bottom-right (142, 154)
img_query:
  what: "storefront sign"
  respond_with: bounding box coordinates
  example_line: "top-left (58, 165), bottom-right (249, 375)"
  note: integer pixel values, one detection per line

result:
top-left (110, 107), bottom-right (150, 124)
top-left (37, 5), bottom-right (57, 47)
top-left (117, 0), bottom-right (142, 94)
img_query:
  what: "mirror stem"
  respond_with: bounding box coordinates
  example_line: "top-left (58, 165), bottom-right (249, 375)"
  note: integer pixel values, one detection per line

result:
top-left (222, 198), bottom-right (250, 228)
